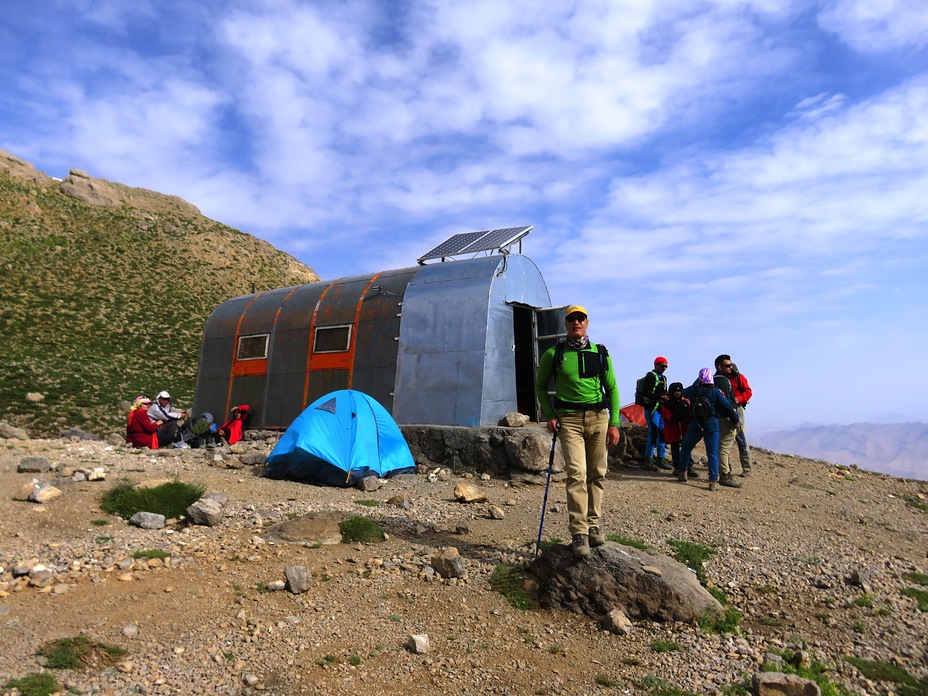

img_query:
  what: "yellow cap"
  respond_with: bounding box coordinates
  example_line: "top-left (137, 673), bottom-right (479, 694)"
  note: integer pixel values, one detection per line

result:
top-left (565, 305), bottom-right (588, 318)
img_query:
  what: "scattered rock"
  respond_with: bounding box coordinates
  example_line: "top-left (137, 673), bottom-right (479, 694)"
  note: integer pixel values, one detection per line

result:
top-left (406, 634), bottom-right (429, 654)
top-left (284, 566), bottom-right (312, 594)
top-left (129, 512), bottom-right (166, 529)
top-left (0, 420), bottom-right (29, 439)
top-left (17, 456), bottom-right (51, 473)
top-left (25, 392), bottom-right (44, 403)
top-left (431, 547), bottom-right (466, 579)
top-left (501, 412), bottom-right (530, 427)
top-left (356, 476), bottom-right (382, 492)
top-left (752, 672), bottom-right (821, 696)
top-left (265, 512), bottom-right (344, 546)
top-left (453, 482), bottom-right (487, 503)
top-left (187, 497), bottom-right (224, 526)
top-left (29, 484), bottom-right (62, 504)
top-left (600, 607), bottom-right (633, 635)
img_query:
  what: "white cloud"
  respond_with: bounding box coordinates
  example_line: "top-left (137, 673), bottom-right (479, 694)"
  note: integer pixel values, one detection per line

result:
top-left (818, 0), bottom-right (928, 52)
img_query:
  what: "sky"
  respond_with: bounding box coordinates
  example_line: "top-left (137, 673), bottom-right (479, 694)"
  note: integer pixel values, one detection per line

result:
top-left (1, 0), bottom-right (926, 430)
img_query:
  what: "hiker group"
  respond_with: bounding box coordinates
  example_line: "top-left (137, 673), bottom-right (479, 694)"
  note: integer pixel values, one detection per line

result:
top-left (125, 390), bottom-right (250, 449)
top-left (636, 354), bottom-right (753, 492)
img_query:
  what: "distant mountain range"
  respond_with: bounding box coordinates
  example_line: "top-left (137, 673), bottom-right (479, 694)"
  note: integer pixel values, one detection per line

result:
top-left (751, 422), bottom-right (928, 481)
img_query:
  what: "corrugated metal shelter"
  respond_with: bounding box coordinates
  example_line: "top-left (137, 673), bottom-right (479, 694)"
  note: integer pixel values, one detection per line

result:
top-left (193, 252), bottom-right (564, 429)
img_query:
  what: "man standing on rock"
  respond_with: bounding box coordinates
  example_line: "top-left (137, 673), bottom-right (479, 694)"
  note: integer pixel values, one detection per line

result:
top-left (534, 305), bottom-right (621, 559)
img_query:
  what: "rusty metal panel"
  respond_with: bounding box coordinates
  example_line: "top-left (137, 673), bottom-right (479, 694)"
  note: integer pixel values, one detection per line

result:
top-left (263, 284), bottom-right (326, 427)
top-left (305, 369), bottom-right (350, 405)
top-left (350, 267), bottom-right (417, 412)
top-left (192, 294), bottom-right (263, 420)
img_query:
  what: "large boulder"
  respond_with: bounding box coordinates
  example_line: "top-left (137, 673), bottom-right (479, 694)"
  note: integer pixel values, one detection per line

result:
top-left (525, 542), bottom-right (723, 627)
top-left (502, 429), bottom-right (564, 474)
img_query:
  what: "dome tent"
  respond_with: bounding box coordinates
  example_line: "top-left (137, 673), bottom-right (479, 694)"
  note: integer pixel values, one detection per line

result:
top-left (261, 390), bottom-right (415, 487)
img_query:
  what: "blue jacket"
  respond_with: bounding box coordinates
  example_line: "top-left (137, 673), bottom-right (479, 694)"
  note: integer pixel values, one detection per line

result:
top-left (681, 381), bottom-right (739, 433)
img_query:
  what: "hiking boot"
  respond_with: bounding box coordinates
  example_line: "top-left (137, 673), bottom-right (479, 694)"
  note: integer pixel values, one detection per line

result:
top-left (687, 468), bottom-right (700, 479)
top-left (572, 533), bottom-right (591, 558)
top-left (719, 475), bottom-right (742, 489)
top-left (674, 468), bottom-right (688, 482)
top-left (739, 468), bottom-right (752, 478)
top-left (588, 526), bottom-right (606, 547)
top-left (708, 481), bottom-right (719, 492)
top-left (643, 458), bottom-right (660, 472)
top-left (656, 459), bottom-right (674, 471)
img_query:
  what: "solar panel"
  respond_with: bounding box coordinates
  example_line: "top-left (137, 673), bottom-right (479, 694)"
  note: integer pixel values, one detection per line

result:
top-left (417, 226), bottom-right (533, 263)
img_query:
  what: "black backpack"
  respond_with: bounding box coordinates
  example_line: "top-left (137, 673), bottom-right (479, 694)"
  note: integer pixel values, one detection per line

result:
top-left (635, 371), bottom-right (663, 407)
top-left (691, 391), bottom-right (712, 428)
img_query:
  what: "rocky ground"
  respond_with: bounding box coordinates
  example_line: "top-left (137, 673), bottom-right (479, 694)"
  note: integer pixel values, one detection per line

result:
top-left (0, 430), bottom-right (926, 696)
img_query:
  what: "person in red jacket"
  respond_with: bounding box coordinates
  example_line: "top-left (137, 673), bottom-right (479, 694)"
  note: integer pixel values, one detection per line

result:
top-left (218, 404), bottom-right (250, 445)
top-left (126, 396), bottom-right (163, 448)
top-left (660, 382), bottom-right (697, 477)
top-left (730, 363), bottom-right (753, 476)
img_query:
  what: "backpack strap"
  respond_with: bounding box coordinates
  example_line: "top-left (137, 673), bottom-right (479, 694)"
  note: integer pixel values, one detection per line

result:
top-left (552, 341), bottom-right (610, 409)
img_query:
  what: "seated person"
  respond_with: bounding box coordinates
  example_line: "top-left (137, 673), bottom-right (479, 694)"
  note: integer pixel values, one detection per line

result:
top-left (126, 396), bottom-right (163, 448)
top-left (218, 404), bottom-right (250, 445)
top-left (149, 390), bottom-right (188, 447)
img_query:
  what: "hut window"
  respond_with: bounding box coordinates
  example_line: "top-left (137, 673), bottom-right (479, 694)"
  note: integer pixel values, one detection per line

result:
top-left (314, 325), bottom-right (351, 353)
top-left (237, 334), bottom-right (269, 360)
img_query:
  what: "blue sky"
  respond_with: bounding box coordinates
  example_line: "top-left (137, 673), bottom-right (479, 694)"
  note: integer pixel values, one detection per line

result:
top-left (2, 0), bottom-right (926, 429)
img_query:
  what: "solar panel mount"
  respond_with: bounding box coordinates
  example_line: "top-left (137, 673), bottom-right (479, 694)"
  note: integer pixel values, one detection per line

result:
top-left (417, 226), bottom-right (533, 264)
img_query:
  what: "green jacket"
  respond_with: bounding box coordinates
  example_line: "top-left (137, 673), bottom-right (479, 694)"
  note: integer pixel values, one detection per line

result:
top-left (534, 341), bottom-right (621, 427)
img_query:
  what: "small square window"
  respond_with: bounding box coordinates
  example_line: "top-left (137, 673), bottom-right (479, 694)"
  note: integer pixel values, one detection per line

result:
top-left (314, 325), bottom-right (351, 353)
top-left (237, 334), bottom-right (269, 360)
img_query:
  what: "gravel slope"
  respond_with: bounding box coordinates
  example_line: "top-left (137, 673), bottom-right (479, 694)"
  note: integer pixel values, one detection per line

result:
top-left (0, 435), bottom-right (926, 695)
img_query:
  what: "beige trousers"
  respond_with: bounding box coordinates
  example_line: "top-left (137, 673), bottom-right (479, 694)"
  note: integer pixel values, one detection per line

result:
top-left (718, 418), bottom-right (737, 476)
top-left (557, 409), bottom-right (609, 536)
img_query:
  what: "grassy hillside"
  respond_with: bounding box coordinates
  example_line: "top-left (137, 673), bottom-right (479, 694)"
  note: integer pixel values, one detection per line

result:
top-left (0, 153), bottom-right (319, 437)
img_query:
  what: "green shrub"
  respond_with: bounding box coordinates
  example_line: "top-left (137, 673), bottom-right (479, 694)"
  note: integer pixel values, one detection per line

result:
top-left (843, 656), bottom-right (928, 695)
top-left (339, 516), bottom-right (385, 543)
top-left (3, 672), bottom-right (60, 696)
top-left (651, 638), bottom-right (681, 652)
top-left (100, 479), bottom-right (206, 520)
top-left (355, 499), bottom-right (380, 507)
top-left (490, 564), bottom-right (536, 610)
top-left (36, 634), bottom-right (127, 670)
top-left (901, 587), bottom-right (928, 612)
top-left (132, 548), bottom-right (169, 560)
top-left (699, 607), bottom-right (742, 635)
top-left (766, 649), bottom-right (854, 696)
top-left (606, 534), bottom-right (650, 549)
top-left (903, 572), bottom-right (928, 586)
top-left (667, 539), bottom-right (715, 585)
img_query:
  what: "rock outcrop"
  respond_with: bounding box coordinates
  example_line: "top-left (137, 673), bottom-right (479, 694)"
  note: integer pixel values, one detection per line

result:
top-left (526, 542), bottom-right (723, 627)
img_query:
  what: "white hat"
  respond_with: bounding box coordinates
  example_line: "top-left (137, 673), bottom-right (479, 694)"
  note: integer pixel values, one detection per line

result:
top-left (156, 390), bottom-right (171, 400)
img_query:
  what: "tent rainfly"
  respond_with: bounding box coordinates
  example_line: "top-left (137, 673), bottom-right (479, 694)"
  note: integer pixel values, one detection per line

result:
top-left (260, 390), bottom-right (415, 487)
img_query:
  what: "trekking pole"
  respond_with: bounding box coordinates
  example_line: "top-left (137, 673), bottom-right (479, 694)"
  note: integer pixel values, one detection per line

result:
top-left (535, 430), bottom-right (558, 558)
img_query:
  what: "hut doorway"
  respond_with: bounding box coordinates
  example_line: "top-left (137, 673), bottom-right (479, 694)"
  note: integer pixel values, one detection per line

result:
top-left (512, 304), bottom-right (567, 421)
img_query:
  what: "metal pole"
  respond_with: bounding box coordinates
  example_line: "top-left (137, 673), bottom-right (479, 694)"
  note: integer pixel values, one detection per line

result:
top-left (535, 430), bottom-right (558, 558)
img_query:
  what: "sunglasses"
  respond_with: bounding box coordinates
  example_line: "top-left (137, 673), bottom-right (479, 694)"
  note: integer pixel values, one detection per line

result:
top-left (721, 363), bottom-right (733, 368)
top-left (566, 315), bottom-right (587, 323)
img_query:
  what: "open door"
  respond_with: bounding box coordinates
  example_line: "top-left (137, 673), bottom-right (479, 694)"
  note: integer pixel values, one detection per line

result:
top-left (512, 304), bottom-right (567, 421)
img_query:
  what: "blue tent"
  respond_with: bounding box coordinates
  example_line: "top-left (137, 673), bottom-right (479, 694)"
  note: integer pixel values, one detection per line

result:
top-left (261, 390), bottom-right (416, 487)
